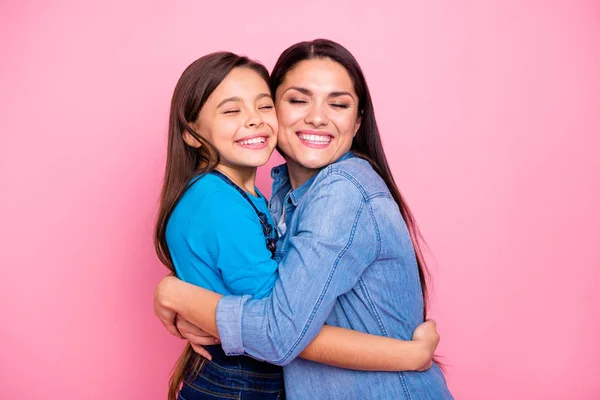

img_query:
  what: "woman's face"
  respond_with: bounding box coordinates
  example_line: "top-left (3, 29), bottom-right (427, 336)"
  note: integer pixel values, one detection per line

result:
top-left (275, 58), bottom-right (361, 175)
top-left (189, 67), bottom-right (278, 171)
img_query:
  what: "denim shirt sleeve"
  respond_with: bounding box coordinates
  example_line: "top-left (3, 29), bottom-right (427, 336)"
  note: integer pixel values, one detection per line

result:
top-left (216, 172), bottom-right (380, 364)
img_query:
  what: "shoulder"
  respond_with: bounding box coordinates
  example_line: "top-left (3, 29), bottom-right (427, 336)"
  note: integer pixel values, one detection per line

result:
top-left (312, 154), bottom-right (391, 201)
top-left (174, 174), bottom-right (254, 225)
top-left (183, 174), bottom-right (230, 200)
top-left (181, 174), bottom-right (242, 207)
top-left (296, 156), bottom-right (383, 248)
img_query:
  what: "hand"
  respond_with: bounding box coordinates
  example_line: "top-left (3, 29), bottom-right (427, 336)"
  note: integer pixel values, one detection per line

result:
top-left (411, 319), bottom-right (440, 372)
top-left (176, 317), bottom-right (220, 360)
top-left (154, 275), bottom-right (183, 339)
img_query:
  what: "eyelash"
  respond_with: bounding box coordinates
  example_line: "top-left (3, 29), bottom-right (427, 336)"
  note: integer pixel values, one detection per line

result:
top-left (289, 99), bottom-right (349, 109)
top-left (223, 105), bottom-right (273, 115)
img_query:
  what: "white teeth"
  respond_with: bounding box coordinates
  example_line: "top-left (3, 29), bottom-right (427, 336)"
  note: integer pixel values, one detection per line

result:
top-left (239, 137), bottom-right (266, 145)
top-left (298, 133), bottom-right (331, 143)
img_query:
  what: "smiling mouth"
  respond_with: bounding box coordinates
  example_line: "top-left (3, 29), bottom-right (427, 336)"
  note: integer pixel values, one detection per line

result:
top-left (235, 135), bottom-right (270, 149)
top-left (238, 137), bottom-right (266, 145)
top-left (296, 132), bottom-right (333, 145)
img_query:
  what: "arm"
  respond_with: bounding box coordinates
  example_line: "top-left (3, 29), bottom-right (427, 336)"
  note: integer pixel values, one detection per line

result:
top-left (156, 174), bottom-right (433, 369)
top-left (299, 324), bottom-right (438, 371)
top-left (216, 174), bottom-right (380, 365)
top-left (156, 277), bottom-right (438, 371)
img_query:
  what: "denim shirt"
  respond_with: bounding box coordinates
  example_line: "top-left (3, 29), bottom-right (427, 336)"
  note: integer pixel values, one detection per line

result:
top-left (217, 152), bottom-right (453, 399)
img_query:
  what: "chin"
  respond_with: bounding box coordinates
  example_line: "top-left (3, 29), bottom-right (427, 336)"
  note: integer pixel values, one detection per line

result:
top-left (231, 149), bottom-right (274, 167)
top-left (245, 155), bottom-right (272, 168)
top-left (297, 157), bottom-right (328, 170)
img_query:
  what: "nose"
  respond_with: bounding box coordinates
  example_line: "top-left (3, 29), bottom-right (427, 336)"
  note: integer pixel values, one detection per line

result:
top-left (245, 107), bottom-right (264, 129)
top-left (304, 102), bottom-right (328, 128)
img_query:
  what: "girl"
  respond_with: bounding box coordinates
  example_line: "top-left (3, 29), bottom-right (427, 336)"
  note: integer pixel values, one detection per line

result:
top-left (155, 51), bottom-right (440, 400)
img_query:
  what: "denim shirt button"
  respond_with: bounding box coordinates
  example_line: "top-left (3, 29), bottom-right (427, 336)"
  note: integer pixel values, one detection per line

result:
top-left (287, 198), bottom-right (292, 205)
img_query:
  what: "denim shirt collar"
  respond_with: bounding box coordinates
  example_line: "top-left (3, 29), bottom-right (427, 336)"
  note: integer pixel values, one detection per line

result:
top-left (270, 151), bottom-right (355, 207)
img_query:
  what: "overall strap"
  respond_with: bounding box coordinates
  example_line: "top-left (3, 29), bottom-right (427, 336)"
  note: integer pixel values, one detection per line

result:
top-left (210, 170), bottom-right (266, 215)
top-left (209, 170), bottom-right (277, 258)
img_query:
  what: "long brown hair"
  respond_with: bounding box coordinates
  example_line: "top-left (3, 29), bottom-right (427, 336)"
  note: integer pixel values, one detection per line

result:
top-left (270, 39), bottom-right (432, 320)
top-left (154, 52), bottom-right (270, 400)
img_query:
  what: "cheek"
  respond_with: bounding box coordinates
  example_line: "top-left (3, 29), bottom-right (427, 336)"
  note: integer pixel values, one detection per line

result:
top-left (207, 120), bottom-right (238, 143)
top-left (275, 126), bottom-right (293, 150)
top-left (277, 106), bottom-right (302, 131)
top-left (334, 115), bottom-right (358, 140)
top-left (264, 114), bottom-right (279, 133)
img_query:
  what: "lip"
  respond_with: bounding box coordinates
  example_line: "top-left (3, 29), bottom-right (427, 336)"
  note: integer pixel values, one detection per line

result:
top-left (236, 133), bottom-right (270, 150)
top-left (237, 133), bottom-right (270, 141)
top-left (296, 130), bottom-right (334, 149)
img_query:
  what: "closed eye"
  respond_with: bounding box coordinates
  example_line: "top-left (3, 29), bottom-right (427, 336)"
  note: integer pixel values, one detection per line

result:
top-left (289, 99), bottom-right (308, 104)
top-left (331, 104), bottom-right (350, 109)
top-left (259, 105), bottom-right (274, 110)
top-left (223, 109), bottom-right (240, 114)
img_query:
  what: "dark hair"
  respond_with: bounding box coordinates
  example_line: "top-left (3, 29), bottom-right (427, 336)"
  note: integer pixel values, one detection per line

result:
top-left (154, 52), bottom-right (270, 400)
top-left (271, 39), bottom-right (432, 319)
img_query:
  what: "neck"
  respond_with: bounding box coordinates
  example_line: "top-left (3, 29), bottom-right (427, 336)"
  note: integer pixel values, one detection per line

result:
top-left (286, 158), bottom-right (320, 189)
top-left (215, 164), bottom-right (257, 195)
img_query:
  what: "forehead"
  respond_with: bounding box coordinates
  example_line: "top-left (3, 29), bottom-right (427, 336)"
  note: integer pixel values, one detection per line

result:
top-left (280, 58), bottom-right (355, 94)
top-left (210, 67), bottom-right (269, 99)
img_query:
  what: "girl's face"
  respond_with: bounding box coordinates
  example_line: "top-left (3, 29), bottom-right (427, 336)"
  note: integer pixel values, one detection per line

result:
top-left (274, 58), bottom-right (361, 175)
top-left (190, 67), bottom-right (278, 171)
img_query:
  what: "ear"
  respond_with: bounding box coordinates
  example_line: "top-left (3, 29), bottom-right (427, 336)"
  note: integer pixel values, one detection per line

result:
top-left (353, 114), bottom-right (362, 138)
top-left (183, 130), bottom-right (202, 148)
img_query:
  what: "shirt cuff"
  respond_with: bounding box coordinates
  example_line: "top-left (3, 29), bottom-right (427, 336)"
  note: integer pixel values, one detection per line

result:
top-left (216, 295), bottom-right (251, 356)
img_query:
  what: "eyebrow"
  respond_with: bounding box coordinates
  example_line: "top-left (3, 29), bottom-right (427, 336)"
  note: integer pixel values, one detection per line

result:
top-left (285, 86), bottom-right (312, 96)
top-left (256, 93), bottom-right (273, 101)
top-left (329, 91), bottom-right (354, 98)
top-left (217, 96), bottom-right (241, 108)
top-left (285, 86), bottom-right (355, 100)
top-left (217, 93), bottom-right (272, 108)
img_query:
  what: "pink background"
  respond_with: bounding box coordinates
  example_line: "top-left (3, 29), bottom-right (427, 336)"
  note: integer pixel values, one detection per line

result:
top-left (1, 1), bottom-right (599, 399)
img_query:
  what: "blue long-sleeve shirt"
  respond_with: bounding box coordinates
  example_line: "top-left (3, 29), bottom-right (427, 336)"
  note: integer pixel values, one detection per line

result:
top-left (166, 173), bottom-right (278, 299)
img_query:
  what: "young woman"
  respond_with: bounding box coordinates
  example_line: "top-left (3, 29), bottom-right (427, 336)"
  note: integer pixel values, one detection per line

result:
top-left (155, 51), bottom-right (441, 400)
